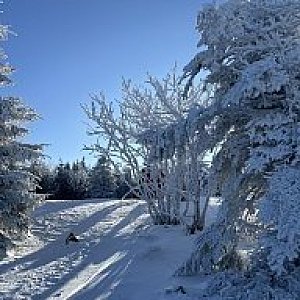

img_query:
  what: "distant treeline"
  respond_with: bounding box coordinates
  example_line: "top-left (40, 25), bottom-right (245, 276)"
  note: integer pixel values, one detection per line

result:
top-left (30, 156), bottom-right (137, 200)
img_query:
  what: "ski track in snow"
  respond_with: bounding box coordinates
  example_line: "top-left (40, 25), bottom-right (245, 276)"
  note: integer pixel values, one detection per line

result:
top-left (0, 199), bottom-right (146, 300)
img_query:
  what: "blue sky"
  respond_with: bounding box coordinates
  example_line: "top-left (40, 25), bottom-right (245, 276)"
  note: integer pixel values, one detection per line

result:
top-left (2, 0), bottom-right (204, 165)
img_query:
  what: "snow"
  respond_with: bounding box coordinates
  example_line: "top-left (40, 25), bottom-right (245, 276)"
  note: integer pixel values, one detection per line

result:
top-left (0, 198), bottom-right (219, 299)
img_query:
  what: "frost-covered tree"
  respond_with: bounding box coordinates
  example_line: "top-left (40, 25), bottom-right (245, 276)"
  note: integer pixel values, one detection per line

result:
top-left (0, 25), bottom-right (13, 87)
top-left (0, 23), bottom-right (43, 257)
top-left (176, 0), bottom-right (300, 297)
top-left (0, 99), bottom-right (43, 256)
top-left (83, 69), bottom-right (209, 225)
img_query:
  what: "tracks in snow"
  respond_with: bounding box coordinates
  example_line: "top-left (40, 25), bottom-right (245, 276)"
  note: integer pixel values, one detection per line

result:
top-left (0, 199), bottom-right (148, 300)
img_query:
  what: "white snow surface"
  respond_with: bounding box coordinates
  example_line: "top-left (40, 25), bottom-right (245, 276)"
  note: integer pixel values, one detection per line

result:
top-left (0, 198), bottom-right (219, 300)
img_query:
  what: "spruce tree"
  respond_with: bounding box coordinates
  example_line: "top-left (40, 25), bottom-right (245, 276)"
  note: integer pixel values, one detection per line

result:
top-left (177, 0), bottom-right (300, 296)
top-left (71, 158), bottom-right (89, 199)
top-left (52, 162), bottom-right (74, 199)
top-left (0, 21), bottom-right (43, 257)
top-left (88, 156), bottom-right (115, 199)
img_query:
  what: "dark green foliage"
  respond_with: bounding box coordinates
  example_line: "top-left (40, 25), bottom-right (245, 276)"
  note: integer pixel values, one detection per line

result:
top-left (51, 159), bottom-right (88, 200)
top-left (87, 156), bottom-right (115, 199)
top-left (35, 157), bottom-right (135, 200)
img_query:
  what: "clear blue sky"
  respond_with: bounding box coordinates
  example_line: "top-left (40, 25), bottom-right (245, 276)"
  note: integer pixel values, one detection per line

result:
top-left (2, 0), bottom-right (205, 165)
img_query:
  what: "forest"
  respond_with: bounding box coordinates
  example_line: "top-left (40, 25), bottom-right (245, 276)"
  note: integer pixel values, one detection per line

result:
top-left (30, 157), bottom-right (135, 201)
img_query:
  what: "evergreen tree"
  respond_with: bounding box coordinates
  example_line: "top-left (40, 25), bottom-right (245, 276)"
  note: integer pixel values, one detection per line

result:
top-left (88, 156), bottom-right (115, 199)
top-left (176, 0), bottom-right (300, 297)
top-left (70, 158), bottom-right (89, 199)
top-left (48, 158), bottom-right (89, 200)
top-left (52, 162), bottom-right (74, 199)
top-left (28, 160), bottom-right (55, 197)
top-left (0, 20), bottom-right (43, 257)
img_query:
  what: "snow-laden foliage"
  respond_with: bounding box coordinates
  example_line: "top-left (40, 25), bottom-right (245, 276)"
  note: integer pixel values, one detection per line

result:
top-left (0, 25), bottom-right (13, 87)
top-left (259, 167), bottom-right (300, 275)
top-left (83, 69), bottom-right (210, 225)
top-left (85, 0), bottom-right (300, 293)
top-left (0, 97), bottom-right (43, 258)
top-left (193, 267), bottom-right (300, 300)
top-left (0, 18), bottom-right (43, 258)
top-left (176, 0), bottom-right (300, 283)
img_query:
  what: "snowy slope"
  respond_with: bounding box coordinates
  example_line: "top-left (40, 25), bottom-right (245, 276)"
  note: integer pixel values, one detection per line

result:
top-left (0, 199), bottom-right (218, 299)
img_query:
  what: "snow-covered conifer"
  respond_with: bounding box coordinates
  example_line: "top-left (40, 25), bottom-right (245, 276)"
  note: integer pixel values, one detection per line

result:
top-left (0, 15), bottom-right (43, 258)
top-left (177, 0), bottom-right (300, 290)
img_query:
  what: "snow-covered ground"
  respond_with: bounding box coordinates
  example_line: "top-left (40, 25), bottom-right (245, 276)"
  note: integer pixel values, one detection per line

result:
top-left (0, 198), bottom-right (220, 300)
